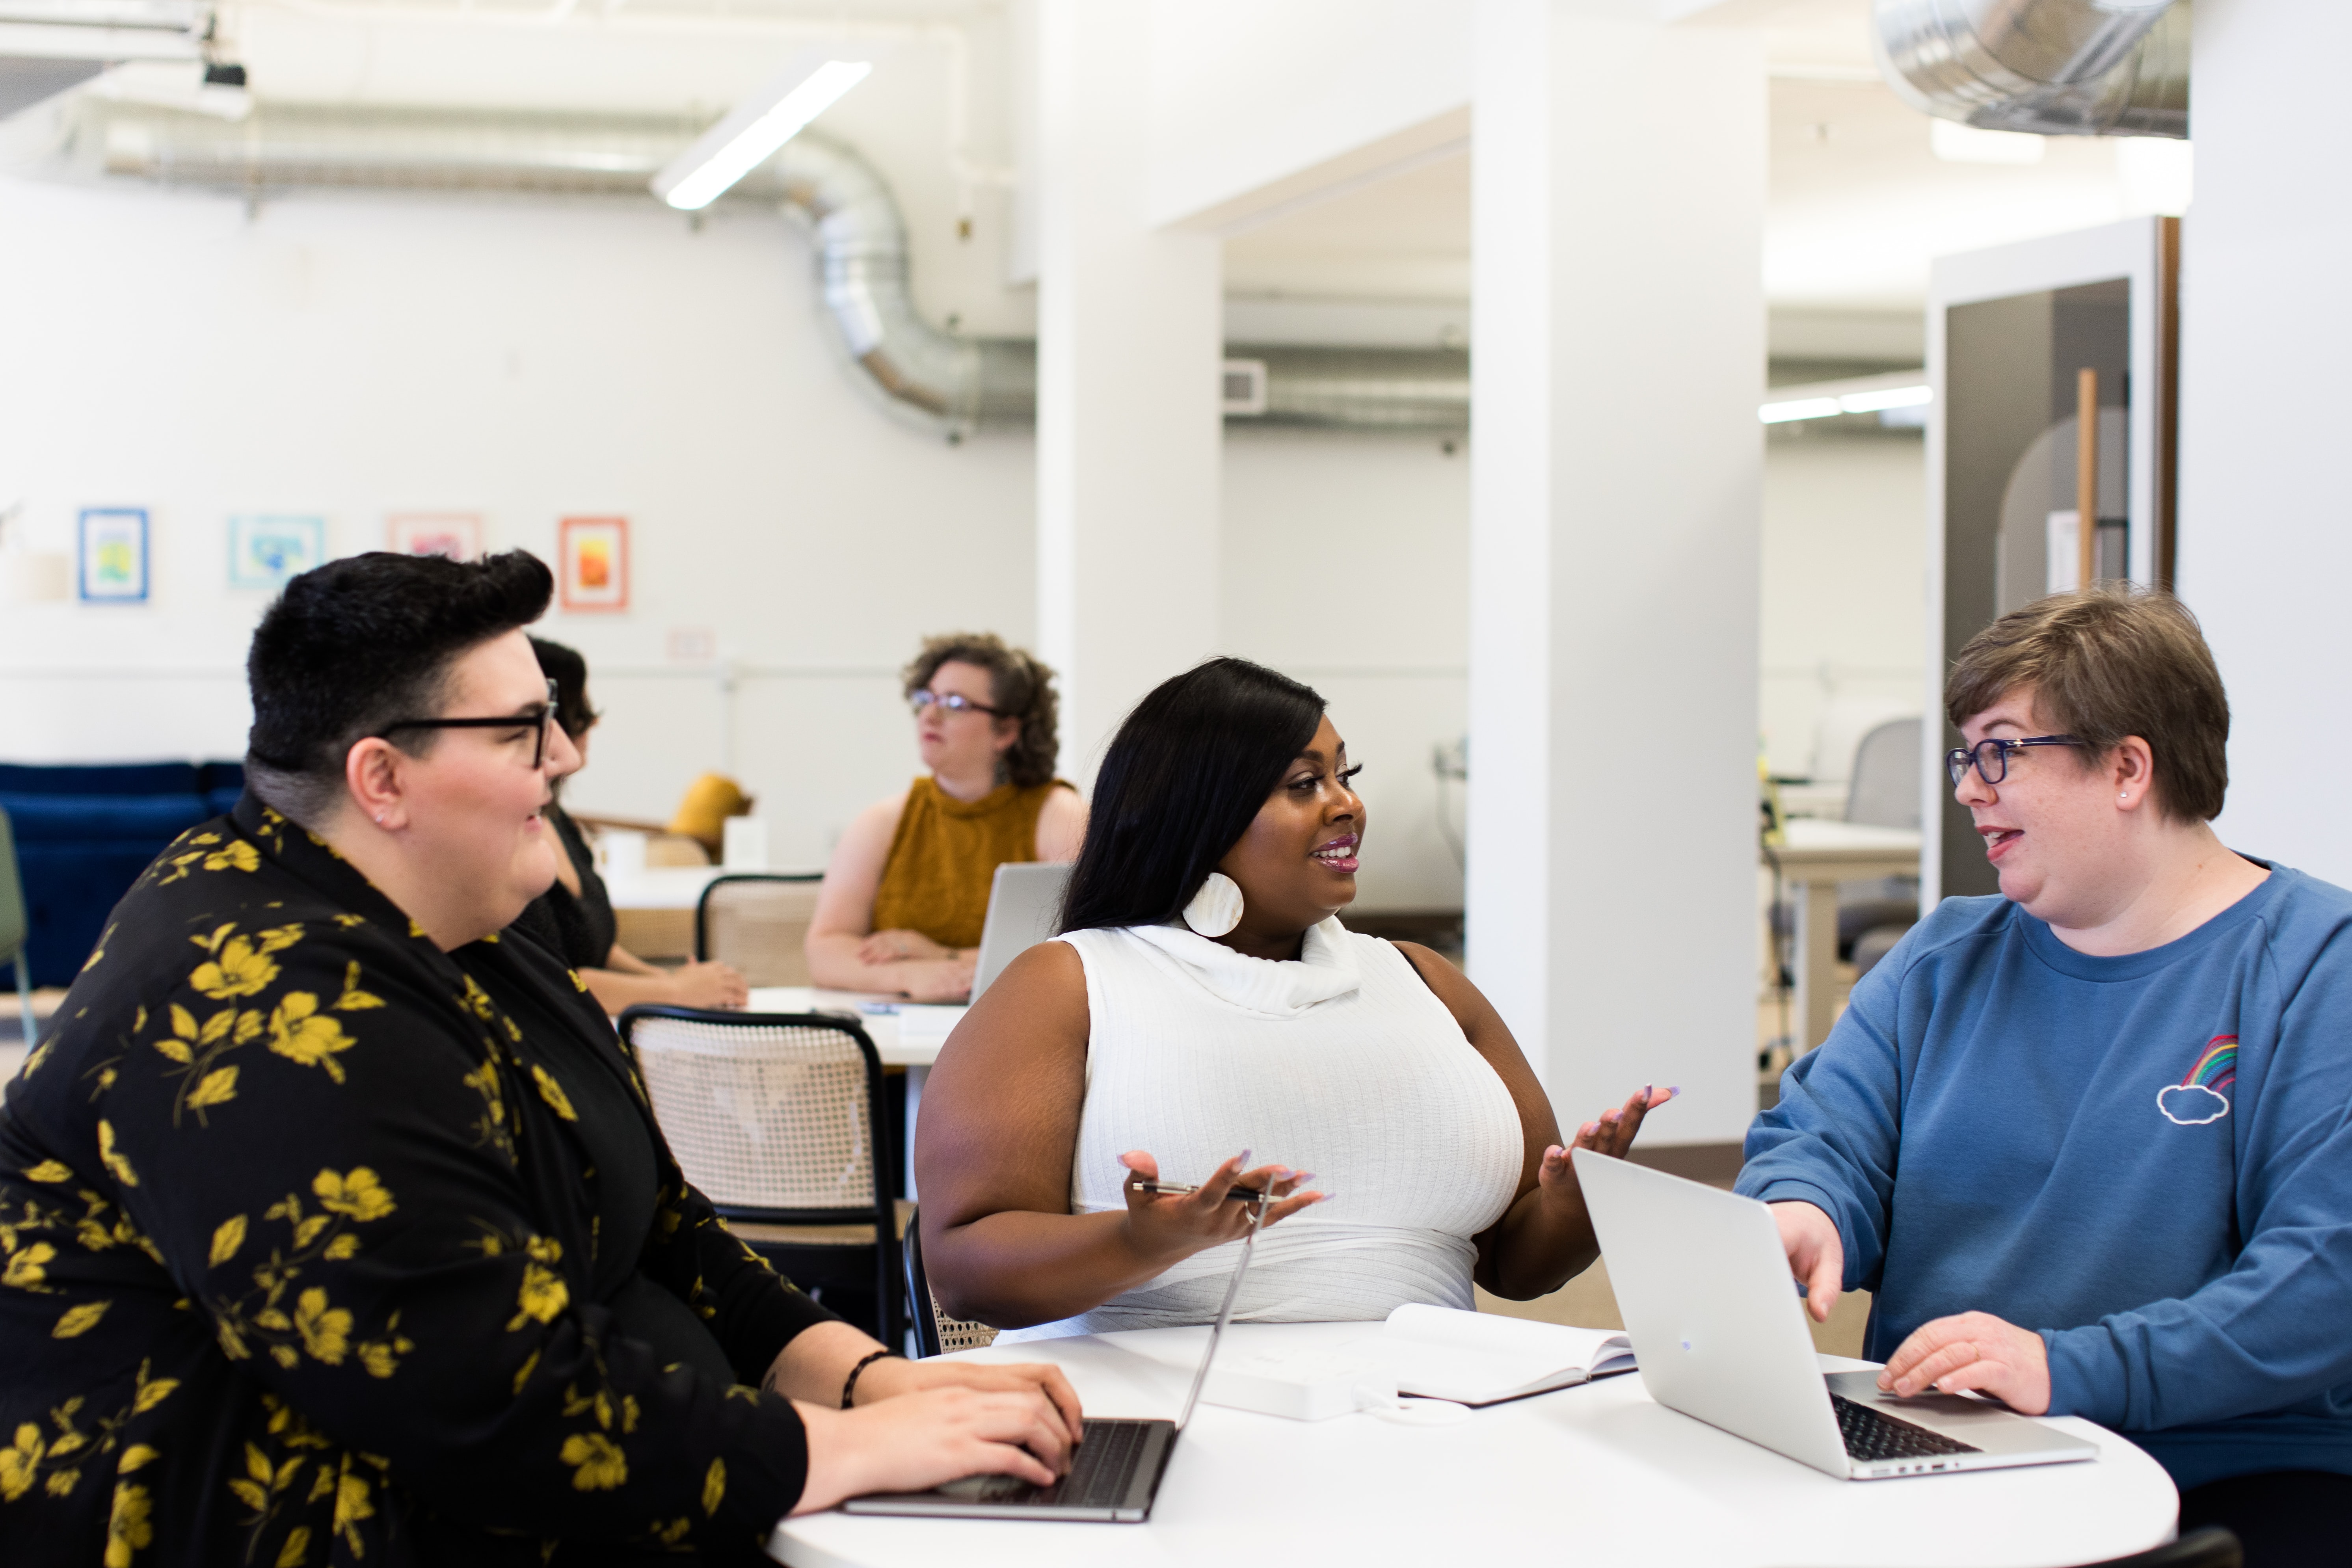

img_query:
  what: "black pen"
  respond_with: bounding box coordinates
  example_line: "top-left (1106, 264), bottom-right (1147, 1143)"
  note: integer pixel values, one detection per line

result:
top-left (1126, 1181), bottom-right (1272, 1203)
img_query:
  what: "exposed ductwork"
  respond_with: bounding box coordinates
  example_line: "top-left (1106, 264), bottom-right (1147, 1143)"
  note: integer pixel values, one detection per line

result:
top-left (1872, 0), bottom-right (2188, 138)
top-left (50, 97), bottom-right (1468, 439)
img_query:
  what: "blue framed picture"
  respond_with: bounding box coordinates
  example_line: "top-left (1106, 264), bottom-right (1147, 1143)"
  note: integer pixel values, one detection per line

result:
top-left (77, 508), bottom-right (149, 603)
top-left (229, 514), bottom-right (325, 590)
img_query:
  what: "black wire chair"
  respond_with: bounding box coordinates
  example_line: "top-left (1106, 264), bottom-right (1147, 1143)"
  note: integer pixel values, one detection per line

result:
top-left (2070, 1529), bottom-right (2240, 1568)
top-left (901, 1203), bottom-right (1002, 1360)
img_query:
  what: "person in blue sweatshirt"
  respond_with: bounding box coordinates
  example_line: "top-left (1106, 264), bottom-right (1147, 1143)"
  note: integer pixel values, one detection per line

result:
top-left (1740, 585), bottom-right (2352, 1568)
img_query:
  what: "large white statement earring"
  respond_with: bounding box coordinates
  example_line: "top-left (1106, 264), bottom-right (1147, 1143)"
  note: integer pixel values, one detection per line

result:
top-left (1183, 872), bottom-right (1245, 938)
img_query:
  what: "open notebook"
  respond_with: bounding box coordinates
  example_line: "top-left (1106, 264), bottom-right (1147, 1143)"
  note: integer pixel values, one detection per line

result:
top-left (1384, 1304), bottom-right (1636, 1406)
top-left (1204, 1305), bottom-right (1636, 1420)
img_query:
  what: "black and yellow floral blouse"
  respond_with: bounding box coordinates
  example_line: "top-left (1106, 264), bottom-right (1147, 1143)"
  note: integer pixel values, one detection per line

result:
top-left (0, 795), bottom-right (836, 1565)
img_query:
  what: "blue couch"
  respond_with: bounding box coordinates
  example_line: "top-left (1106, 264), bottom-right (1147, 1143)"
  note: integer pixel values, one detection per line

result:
top-left (0, 761), bottom-right (246, 987)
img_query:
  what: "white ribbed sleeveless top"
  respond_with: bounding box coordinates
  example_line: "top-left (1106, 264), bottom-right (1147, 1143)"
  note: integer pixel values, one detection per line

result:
top-left (992, 917), bottom-right (1524, 1343)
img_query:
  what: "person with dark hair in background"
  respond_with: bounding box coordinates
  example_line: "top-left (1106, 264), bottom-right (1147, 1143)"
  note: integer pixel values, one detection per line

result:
top-left (513, 636), bottom-right (748, 1014)
top-left (0, 552), bottom-right (1084, 1566)
top-left (913, 656), bottom-right (1671, 1338)
top-left (806, 632), bottom-right (1086, 1001)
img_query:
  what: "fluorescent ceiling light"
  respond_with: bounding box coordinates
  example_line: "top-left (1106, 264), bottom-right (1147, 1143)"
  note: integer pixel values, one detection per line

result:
top-left (1836, 385), bottom-right (1931, 414)
top-left (652, 58), bottom-right (871, 212)
top-left (1758, 385), bottom-right (1932, 424)
top-left (1931, 119), bottom-right (2046, 166)
top-left (1759, 396), bottom-right (1843, 424)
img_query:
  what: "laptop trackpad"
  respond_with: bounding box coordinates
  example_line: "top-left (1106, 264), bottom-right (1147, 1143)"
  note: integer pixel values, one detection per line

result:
top-left (935, 1474), bottom-right (1035, 1501)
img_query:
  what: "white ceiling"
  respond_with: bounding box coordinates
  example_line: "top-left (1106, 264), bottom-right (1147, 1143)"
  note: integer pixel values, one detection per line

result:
top-left (1228, 0), bottom-right (2179, 327)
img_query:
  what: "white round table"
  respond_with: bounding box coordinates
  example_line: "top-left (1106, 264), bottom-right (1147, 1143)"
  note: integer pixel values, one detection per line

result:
top-left (770, 1322), bottom-right (2177, 1568)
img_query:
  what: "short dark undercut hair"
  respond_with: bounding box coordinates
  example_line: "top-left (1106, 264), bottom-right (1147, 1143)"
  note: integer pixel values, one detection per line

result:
top-left (245, 551), bottom-right (554, 826)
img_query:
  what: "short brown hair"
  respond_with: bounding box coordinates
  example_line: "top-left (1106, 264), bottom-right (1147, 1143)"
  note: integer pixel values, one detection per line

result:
top-left (902, 632), bottom-right (1061, 789)
top-left (1945, 586), bottom-right (2228, 823)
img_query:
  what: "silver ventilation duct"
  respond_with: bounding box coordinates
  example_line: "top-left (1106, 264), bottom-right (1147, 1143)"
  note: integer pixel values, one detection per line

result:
top-left (1872, 0), bottom-right (2189, 138)
top-left (64, 99), bottom-right (1468, 439)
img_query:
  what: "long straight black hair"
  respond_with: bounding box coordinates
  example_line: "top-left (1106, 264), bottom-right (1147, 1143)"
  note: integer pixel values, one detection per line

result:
top-left (1058, 657), bottom-right (1326, 933)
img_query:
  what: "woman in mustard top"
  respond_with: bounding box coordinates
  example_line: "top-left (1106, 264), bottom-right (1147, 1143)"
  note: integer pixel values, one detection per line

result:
top-left (807, 634), bottom-right (1086, 1001)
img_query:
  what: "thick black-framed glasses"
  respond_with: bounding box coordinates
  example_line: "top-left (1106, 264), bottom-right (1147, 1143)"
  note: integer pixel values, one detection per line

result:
top-left (908, 689), bottom-right (1002, 718)
top-left (379, 678), bottom-right (560, 768)
top-left (1945, 735), bottom-right (2084, 787)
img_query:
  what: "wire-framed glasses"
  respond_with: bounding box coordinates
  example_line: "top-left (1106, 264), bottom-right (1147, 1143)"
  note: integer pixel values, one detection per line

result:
top-left (1944, 735), bottom-right (2084, 787)
top-left (908, 689), bottom-right (1003, 718)
top-left (379, 678), bottom-right (561, 768)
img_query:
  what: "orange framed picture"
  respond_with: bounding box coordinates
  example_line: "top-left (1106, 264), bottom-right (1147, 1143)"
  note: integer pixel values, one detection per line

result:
top-left (560, 516), bottom-right (629, 612)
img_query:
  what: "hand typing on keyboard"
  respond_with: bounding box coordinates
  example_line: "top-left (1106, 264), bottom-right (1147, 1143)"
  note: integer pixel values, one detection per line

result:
top-left (794, 1384), bottom-right (1081, 1516)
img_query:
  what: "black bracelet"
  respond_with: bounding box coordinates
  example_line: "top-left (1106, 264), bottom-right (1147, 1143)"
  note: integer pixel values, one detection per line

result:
top-left (841, 1349), bottom-right (901, 1409)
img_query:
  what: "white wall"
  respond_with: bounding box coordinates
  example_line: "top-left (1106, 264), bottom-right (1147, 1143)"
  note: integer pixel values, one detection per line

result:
top-left (1469, 0), bottom-right (1766, 1145)
top-left (0, 132), bottom-right (1475, 911)
top-left (0, 171), bottom-right (1039, 872)
top-left (1144, 0), bottom-right (1470, 230)
top-left (1758, 434), bottom-right (1926, 782)
top-left (2177, 0), bottom-right (2352, 882)
top-left (1221, 429), bottom-right (1470, 913)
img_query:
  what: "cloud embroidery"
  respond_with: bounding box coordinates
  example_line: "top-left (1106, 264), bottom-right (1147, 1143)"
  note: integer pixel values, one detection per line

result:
top-left (2158, 1035), bottom-right (2237, 1126)
top-left (2157, 1083), bottom-right (2229, 1126)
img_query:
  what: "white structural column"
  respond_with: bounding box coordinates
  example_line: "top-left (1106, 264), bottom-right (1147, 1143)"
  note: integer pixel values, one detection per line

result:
top-left (1468, 0), bottom-right (1766, 1146)
top-left (1033, 0), bottom-right (1224, 780)
top-left (2177, 0), bottom-right (2352, 885)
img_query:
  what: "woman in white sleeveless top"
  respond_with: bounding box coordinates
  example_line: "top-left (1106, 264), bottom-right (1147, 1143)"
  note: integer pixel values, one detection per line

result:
top-left (914, 658), bottom-right (1673, 1335)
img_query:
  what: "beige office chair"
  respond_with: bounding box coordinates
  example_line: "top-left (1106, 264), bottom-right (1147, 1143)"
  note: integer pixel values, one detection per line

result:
top-left (902, 1204), bottom-right (1000, 1358)
top-left (696, 874), bottom-right (824, 987)
top-left (621, 1005), bottom-right (900, 1344)
top-left (1843, 716), bottom-right (1922, 977)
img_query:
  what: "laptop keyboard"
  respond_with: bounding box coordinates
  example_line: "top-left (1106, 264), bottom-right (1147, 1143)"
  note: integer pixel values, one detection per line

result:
top-left (1833, 1394), bottom-right (1982, 1462)
top-left (1033, 1418), bottom-right (1155, 1507)
top-left (942, 1418), bottom-right (1157, 1508)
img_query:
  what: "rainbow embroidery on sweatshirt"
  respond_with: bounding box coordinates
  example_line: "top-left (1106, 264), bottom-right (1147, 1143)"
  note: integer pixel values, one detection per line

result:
top-left (2157, 1035), bottom-right (2237, 1126)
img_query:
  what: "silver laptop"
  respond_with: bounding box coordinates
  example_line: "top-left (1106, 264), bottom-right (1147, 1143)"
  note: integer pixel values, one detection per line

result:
top-left (840, 1199), bottom-right (1262, 1521)
top-left (969, 861), bottom-right (1072, 1000)
top-left (1572, 1149), bottom-right (2096, 1481)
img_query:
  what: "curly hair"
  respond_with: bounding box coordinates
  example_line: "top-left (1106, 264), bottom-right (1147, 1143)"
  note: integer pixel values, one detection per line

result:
top-left (902, 632), bottom-right (1061, 789)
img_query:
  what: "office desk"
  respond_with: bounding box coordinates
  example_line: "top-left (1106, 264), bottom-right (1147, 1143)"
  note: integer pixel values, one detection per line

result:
top-left (770, 1323), bottom-right (2174, 1568)
top-left (1766, 819), bottom-right (1922, 1051)
top-left (739, 987), bottom-right (964, 1199)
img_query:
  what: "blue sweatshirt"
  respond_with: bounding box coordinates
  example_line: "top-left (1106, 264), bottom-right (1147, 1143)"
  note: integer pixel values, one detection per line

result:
top-left (1739, 862), bottom-right (2352, 1490)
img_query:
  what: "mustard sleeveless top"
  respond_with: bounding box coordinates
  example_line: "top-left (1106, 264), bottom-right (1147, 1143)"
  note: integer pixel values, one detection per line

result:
top-left (870, 776), bottom-right (1074, 950)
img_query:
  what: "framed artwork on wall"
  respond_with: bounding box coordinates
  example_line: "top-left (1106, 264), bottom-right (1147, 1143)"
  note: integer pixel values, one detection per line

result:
top-left (387, 513), bottom-right (481, 561)
top-left (559, 516), bottom-right (629, 612)
top-left (229, 515), bottom-right (326, 590)
top-left (78, 508), bottom-right (149, 603)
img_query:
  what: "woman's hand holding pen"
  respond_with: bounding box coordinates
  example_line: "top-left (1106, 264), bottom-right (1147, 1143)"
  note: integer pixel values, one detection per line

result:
top-left (1535, 1084), bottom-right (1677, 1213)
top-left (1113, 1149), bottom-right (1324, 1270)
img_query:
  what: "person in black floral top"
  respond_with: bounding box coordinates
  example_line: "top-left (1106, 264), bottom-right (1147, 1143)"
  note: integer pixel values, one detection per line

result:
top-left (0, 550), bottom-right (1078, 1566)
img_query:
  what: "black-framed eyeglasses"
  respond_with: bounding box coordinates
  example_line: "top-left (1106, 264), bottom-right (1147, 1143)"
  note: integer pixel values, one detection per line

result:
top-left (908, 689), bottom-right (1003, 718)
top-left (379, 678), bottom-right (561, 768)
top-left (1944, 735), bottom-right (2084, 787)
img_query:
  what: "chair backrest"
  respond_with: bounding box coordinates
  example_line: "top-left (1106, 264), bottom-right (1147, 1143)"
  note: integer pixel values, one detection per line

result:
top-left (902, 1203), bottom-right (1001, 1359)
top-left (0, 806), bottom-right (27, 960)
top-left (1846, 717), bottom-right (1923, 831)
top-left (697, 874), bottom-right (824, 987)
top-left (620, 1007), bottom-right (890, 1223)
